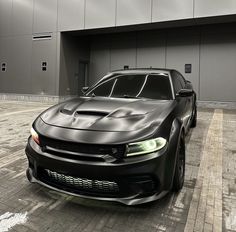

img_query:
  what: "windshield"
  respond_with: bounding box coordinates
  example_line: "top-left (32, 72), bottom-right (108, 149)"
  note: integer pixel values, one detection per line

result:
top-left (86, 73), bottom-right (173, 100)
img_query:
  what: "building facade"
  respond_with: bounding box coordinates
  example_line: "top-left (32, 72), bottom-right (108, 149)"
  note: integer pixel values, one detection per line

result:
top-left (1, 0), bottom-right (236, 102)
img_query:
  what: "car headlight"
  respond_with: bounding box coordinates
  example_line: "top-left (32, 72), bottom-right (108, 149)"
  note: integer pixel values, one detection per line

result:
top-left (30, 127), bottom-right (40, 145)
top-left (126, 137), bottom-right (167, 157)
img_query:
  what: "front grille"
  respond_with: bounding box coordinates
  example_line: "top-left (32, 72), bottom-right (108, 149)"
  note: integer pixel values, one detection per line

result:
top-left (40, 136), bottom-right (126, 160)
top-left (42, 169), bottom-right (119, 194)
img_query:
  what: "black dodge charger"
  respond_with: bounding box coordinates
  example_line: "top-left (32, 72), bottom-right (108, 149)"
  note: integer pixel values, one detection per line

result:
top-left (25, 68), bottom-right (197, 205)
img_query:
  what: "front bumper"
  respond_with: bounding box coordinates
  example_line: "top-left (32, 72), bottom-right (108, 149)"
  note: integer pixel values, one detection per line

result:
top-left (25, 137), bottom-right (171, 205)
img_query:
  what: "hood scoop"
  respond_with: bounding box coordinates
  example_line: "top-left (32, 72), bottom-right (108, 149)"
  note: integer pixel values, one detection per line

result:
top-left (60, 109), bottom-right (73, 115)
top-left (75, 110), bottom-right (109, 117)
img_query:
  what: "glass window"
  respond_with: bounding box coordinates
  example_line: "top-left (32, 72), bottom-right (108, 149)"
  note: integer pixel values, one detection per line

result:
top-left (92, 79), bottom-right (115, 97)
top-left (176, 72), bottom-right (186, 87)
top-left (87, 73), bottom-right (173, 100)
top-left (111, 75), bottom-right (145, 97)
top-left (138, 75), bottom-right (172, 100)
top-left (171, 71), bottom-right (183, 93)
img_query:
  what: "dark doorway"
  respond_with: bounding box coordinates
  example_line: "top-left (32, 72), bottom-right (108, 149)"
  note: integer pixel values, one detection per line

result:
top-left (78, 61), bottom-right (89, 95)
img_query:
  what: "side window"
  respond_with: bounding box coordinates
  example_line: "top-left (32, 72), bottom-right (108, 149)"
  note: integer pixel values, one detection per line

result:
top-left (171, 71), bottom-right (183, 93)
top-left (176, 72), bottom-right (186, 87)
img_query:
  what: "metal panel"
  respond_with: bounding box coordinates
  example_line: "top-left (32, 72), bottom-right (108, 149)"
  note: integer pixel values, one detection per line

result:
top-left (12, 0), bottom-right (33, 35)
top-left (7, 35), bottom-right (32, 93)
top-left (0, 37), bottom-right (11, 92)
top-left (166, 33), bottom-right (200, 98)
top-left (31, 33), bottom-right (57, 95)
top-left (0, 0), bottom-right (12, 36)
top-left (200, 33), bottom-right (236, 101)
top-left (195, 0), bottom-right (236, 18)
top-left (58, 0), bottom-right (85, 32)
top-left (33, 0), bottom-right (57, 33)
top-left (116, 0), bottom-right (152, 26)
top-left (0, 36), bottom-right (32, 93)
top-left (89, 35), bottom-right (110, 85)
top-left (110, 33), bottom-right (136, 70)
top-left (137, 31), bottom-right (166, 68)
top-left (85, 0), bottom-right (116, 29)
top-left (152, 0), bottom-right (193, 22)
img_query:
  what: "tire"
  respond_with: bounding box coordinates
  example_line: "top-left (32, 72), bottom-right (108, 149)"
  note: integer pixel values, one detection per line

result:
top-left (191, 104), bottom-right (197, 128)
top-left (172, 134), bottom-right (185, 192)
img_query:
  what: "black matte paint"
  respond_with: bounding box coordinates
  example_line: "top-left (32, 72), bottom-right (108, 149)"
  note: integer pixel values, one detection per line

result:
top-left (25, 68), bottom-right (196, 205)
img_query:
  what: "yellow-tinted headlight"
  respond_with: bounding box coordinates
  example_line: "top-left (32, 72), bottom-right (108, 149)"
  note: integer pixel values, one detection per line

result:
top-left (126, 137), bottom-right (167, 157)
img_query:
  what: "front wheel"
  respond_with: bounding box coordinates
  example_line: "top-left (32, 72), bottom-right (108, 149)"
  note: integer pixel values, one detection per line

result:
top-left (172, 135), bottom-right (185, 192)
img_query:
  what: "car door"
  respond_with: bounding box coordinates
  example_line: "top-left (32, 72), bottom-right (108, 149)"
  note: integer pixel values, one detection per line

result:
top-left (171, 71), bottom-right (189, 128)
top-left (176, 71), bottom-right (193, 126)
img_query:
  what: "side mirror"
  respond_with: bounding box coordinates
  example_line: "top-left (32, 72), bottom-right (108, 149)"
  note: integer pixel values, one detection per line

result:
top-left (81, 86), bottom-right (89, 93)
top-left (176, 89), bottom-right (193, 97)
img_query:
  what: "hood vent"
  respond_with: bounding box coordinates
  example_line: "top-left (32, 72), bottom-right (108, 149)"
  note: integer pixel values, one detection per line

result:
top-left (60, 109), bottom-right (73, 115)
top-left (75, 111), bottom-right (109, 117)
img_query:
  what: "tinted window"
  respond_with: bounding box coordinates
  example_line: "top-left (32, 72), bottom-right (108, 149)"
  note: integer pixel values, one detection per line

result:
top-left (92, 79), bottom-right (115, 96)
top-left (171, 71), bottom-right (183, 93)
top-left (176, 72), bottom-right (186, 87)
top-left (88, 73), bottom-right (172, 100)
top-left (112, 75), bottom-right (145, 97)
top-left (138, 75), bottom-right (172, 100)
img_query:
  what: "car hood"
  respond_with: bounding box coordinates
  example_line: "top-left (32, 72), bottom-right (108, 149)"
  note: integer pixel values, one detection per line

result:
top-left (40, 97), bottom-right (175, 132)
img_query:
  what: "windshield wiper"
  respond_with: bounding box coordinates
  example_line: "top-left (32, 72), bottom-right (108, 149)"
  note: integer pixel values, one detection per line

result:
top-left (121, 95), bottom-right (142, 99)
top-left (87, 92), bottom-right (96, 97)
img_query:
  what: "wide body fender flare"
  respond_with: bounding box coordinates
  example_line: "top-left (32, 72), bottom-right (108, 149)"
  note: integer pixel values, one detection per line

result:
top-left (162, 118), bottom-right (184, 190)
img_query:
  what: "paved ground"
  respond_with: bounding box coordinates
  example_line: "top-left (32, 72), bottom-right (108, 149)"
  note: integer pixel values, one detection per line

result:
top-left (0, 101), bottom-right (235, 232)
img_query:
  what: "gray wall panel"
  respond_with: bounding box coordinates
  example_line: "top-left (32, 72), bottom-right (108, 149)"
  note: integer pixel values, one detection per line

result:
top-left (0, 37), bottom-right (11, 92)
top-left (195, 0), bottom-right (236, 18)
top-left (58, 0), bottom-right (85, 32)
top-left (7, 35), bottom-right (32, 93)
top-left (0, 0), bottom-right (12, 36)
top-left (137, 31), bottom-right (166, 68)
top-left (12, 0), bottom-right (33, 35)
top-left (85, 0), bottom-right (116, 29)
top-left (31, 34), bottom-right (57, 95)
top-left (110, 33), bottom-right (136, 70)
top-left (200, 33), bottom-right (236, 102)
top-left (116, 0), bottom-right (151, 26)
top-left (152, 0), bottom-right (193, 22)
top-left (0, 36), bottom-right (32, 94)
top-left (89, 36), bottom-right (110, 85)
top-left (33, 0), bottom-right (57, 33)
top-left (166, 33), bottom-right (200, 97)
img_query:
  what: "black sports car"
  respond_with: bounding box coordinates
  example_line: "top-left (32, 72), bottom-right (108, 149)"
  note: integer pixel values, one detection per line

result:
top-left (25, 68), bottom-right (197, 205)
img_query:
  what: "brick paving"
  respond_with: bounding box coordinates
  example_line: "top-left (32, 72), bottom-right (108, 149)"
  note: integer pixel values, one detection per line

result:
top-left (185, 109), bottom-right (223, 232)
top-left (0, 101), bottom-right (235, 232)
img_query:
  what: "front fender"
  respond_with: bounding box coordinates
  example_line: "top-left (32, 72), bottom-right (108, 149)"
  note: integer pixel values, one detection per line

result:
top-left (162, 118), bottom-right (183, 190)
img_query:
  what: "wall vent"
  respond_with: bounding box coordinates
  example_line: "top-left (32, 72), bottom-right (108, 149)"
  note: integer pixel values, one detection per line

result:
top-left (32, 33), bottom-right (52, 41)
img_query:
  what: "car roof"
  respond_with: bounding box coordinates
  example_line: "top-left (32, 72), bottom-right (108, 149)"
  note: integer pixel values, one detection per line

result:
top-left (110, 68), bottom-right (173, 75)
top-left (96, 68), bottom-right (173, 83)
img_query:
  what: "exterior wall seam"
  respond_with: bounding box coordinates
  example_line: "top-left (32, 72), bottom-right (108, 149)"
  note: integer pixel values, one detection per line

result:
top-left (193, 0), bottom-right (195, 18)
top-left (84, 0), bottom-right (86, 29)
top-left (115, 0), bottom-right (118, 26)
top-left (150, 0), bottom-right (153, 22)
top-left (198, 30), bottom-right (202, 100)
top-left (164, 32), bottom-right (167, 69)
